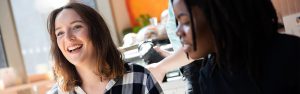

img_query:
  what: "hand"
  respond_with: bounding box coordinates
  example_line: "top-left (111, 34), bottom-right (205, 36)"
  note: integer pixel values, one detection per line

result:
top-left (153, 46), bottom-right (172, 57)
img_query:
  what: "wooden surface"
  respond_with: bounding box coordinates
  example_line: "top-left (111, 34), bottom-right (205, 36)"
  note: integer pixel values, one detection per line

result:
top-left (272, 0), bottom-right (300, 22)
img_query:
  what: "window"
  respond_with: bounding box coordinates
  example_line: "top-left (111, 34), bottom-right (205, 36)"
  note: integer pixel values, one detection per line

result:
top-left (10, 0), bottom-right (97, 75)
top-left (0, 27), bottom-right (7, 68)
top-left (10, 0), bottom-right (70, 74)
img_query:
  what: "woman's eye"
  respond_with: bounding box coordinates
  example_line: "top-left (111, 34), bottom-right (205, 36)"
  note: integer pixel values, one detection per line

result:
top-left (73, 25), bottom-right (82, 31)
top-left (56, 32), bottom-right (64, 37)
top-left (183, 21), bottom-right (191, 26)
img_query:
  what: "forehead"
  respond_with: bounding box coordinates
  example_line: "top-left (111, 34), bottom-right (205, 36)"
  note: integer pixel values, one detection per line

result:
top-left (173, 0), bottom-right (189, 15)
top-left (55, 9), bottom-right (82, 25)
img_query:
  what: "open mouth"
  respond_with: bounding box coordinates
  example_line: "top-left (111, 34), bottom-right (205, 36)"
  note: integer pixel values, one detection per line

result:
top-left (67, 44), bottom-right (83, 53)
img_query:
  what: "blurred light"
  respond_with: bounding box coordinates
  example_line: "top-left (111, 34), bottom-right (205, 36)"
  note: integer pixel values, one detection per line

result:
top-left (35, 0), bottom-right (70, 14)
top-left (35, 47), bottom-right (41, 53)
top-left (43, 46), bottom-right (48, 53)
top-left (22, 50), bottom-right (27, 55)
top-left (29, 48), bottom-right (34, 54)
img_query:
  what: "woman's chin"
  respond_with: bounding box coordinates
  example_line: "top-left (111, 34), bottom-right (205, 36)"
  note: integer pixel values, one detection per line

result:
top-left (188, 52), bottom-right (203, 60)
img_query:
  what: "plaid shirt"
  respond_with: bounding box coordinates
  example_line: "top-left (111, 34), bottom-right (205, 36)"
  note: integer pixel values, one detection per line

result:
top-left (47, 63), bottom-right (163, 94)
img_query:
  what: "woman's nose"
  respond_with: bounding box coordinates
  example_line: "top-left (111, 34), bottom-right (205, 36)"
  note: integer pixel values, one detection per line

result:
top-left (66, 30), bottom-right (75, 41)
top-left (176, 25), bottom-right (185, 37)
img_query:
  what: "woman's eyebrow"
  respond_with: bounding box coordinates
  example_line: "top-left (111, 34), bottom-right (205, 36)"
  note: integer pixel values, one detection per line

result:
top-left (55, 20), bottom-right (84, 32)
top-left (177, 13), bottom-right (188, 19)
top-left (70, 20), bottom-right (84, 25)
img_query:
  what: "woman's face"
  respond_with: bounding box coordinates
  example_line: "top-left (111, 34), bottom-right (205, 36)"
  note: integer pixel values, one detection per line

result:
top-left (54, 9), bottom-right (95, 66)
top-left (173, 0), bottom-right (215, 59)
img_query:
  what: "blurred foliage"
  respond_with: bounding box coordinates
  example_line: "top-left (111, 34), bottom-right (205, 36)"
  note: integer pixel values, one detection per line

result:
top-left (122, 14), bottom-right (151, 35)
top-left (136, 14), bottom-right (151, 27)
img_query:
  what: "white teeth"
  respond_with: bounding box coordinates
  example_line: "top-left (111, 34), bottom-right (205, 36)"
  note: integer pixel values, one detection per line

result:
top-left (67, 44), bottom-right (82, 52)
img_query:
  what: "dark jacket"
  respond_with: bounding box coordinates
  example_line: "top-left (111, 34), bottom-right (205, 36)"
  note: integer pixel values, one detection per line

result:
top-left (183, 34), bottom-right (300, 94)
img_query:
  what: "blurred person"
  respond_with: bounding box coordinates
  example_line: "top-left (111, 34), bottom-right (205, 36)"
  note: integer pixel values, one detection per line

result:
top-left (136, 10), bottom-right (170, 44)
top-left (156, 10), bottom-right (169, 40)
top-left (136, 26), bottom-right (158, 42)
top-left (148, 0), bottom-right (300, 94)
top-left (122, 33), bottom-right (138, 47)
top-left (46, 3), bottom-right (163, 94)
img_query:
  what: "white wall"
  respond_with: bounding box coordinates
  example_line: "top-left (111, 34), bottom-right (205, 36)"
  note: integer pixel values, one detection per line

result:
top-left (110, 0), bottom-right (131, 45)
top-left (94, 0), bottom-right (122, 46)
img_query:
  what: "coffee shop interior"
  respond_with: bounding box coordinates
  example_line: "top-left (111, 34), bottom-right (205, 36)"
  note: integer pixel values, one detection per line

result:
top-left (0, 0), bottom-right (300, 94)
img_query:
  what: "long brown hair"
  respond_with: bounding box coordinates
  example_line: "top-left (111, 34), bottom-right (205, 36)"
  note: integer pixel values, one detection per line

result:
top-left (47, 3), bottom-right (124, 92)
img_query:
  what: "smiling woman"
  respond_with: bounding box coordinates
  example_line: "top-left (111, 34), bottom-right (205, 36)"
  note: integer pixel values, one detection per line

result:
top-left (47, 3), bottom-right (163, 94)
top-left (54, 9), bottom-right (94, 66)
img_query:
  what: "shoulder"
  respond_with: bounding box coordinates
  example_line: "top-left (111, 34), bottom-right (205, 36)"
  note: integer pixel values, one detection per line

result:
top-left (270, 34), bottom-right (300, 54)
top-left (121, 63), bottom-right (161, 85)
top-left (119, 63), bottom-right (163, 93)
top-left (124, 63), bottom-right (151, 74)
top-left (266, 33), bottom-right (300, 75)
top-left (275, 34), bottom-right (300, 45)
top-left (261, 34), bottom-right (300, 93)
top-left (46, 83), bottom-right (74, 94)
top-left (122, 63), bottom-right (153, 80)
top-left (46, 83), bottom-right (59, 94)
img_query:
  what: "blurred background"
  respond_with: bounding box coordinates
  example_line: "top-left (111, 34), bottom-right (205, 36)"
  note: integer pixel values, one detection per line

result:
top-left (0, 0), bottom-right (299, 94)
